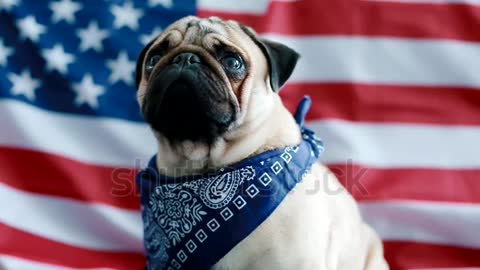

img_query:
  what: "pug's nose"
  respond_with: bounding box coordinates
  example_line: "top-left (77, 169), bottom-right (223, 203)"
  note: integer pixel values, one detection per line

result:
top-left (172, 52), bottom-right (201, 66)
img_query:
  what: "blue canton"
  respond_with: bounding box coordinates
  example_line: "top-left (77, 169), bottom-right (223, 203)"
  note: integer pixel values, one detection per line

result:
top-left (0, 0), bottom-right (195, 121)
top-left (136, 97), bottom-right (325, 270)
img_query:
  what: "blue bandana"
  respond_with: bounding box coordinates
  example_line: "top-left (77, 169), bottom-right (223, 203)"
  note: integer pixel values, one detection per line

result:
top-left (137, 97), bottom-right (324, 270)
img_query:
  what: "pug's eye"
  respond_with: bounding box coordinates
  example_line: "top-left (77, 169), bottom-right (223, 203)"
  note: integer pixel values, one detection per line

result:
top-left (221, 54), bottom-right (243, 71)
top-left (146, 55), bottom-right (162, 74)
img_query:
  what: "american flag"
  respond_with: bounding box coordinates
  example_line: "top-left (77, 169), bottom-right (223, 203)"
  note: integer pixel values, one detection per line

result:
top-left (1, 0), bottom-right (479, 269)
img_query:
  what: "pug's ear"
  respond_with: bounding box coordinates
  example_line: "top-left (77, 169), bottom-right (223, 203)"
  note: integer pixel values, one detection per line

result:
top-left (135, 39), bottom-right (156, 89)
top-left (241, 25), bottom-right (300, 92)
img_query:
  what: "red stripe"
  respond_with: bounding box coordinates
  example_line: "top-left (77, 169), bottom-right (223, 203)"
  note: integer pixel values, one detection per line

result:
top-left (0, 146), bottom-right (140, 210)
top-left (384, 241), bottom-right (480, 270)
top-left (280, 83), bottom-right (480, 126)
top-left (199, 0), bottom-right (480, 42)
top-left (0, 223), bottom-right (144, 269)
top-left (329, 164), bottom-right (480, 203)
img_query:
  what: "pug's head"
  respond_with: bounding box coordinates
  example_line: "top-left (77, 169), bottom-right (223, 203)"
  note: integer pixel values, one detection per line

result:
top-left (136, 16), bottom-right (299, 145)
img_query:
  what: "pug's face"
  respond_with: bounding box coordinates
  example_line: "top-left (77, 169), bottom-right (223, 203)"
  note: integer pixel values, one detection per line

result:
top-left (136, 16), bottom-right (299, 145)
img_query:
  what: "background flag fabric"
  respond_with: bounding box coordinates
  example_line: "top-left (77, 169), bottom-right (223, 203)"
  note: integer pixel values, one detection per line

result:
top-left (1, 0), bottom-right (479, 269)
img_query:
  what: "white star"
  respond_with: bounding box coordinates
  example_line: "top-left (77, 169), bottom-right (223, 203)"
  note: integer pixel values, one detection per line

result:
top-left (72, 74), bottom-right (105, 109)
top-left (49, 0), bottom-right (82, 24)
top-left (106, 51), bottom-right (136, 85)
top-left (148, 0), bottom-right (172, 8)
top-left (0, 0), bottom-right (20, 11)
top-left (8, 69), bottom-right (41, 101)
top-left (42, 44), bottom-right (75, 74)
top-left (77, 21), bottom-right (109, 52)
top-left (17, 16), bottom-right (47, 42)
top-left (110, 2), bottom-right (143, 31)
top-left (139, 27), bottom-right (163, 46)
top-left (0, 39), bottom-right (13, 66)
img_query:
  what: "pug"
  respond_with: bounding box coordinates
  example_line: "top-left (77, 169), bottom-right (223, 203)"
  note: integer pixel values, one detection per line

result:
top-left (135, 16), bottom-right (389, 270)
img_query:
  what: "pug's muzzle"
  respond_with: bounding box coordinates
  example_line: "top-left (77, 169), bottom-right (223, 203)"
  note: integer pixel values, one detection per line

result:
top-left (142, 52), bottom-right (238, 143)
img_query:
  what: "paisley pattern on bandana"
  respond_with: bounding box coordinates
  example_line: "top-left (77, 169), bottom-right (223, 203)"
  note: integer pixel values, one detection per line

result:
top-left (146, 166), bottom-right (255, 247)
top-left (137, 96), bottom-right (324, 270)
top-left (199, 166), bottom-right (255, 209)
top-left (149, 185), bottom-right (207, 246)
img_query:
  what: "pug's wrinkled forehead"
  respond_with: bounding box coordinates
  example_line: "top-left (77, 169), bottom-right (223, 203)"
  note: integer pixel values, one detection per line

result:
top-left (144, 17), bottom-right (255, 68)
top-left (161, 16), bottom-right (242, 44)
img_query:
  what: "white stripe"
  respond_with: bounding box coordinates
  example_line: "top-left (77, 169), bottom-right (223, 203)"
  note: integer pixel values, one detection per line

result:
top-left (0, 256), bottom-right (113, 270)
top-left (263, 35), bottom-right (480, 88)
top-left (310, 120), bottom-right (480, 168)
top-left (365, 0), bottom-right (480, 5)
top-left (198, 0), bottom-right (270, 14)
top-left (0, 256), bottom-right (71, 270)
top-left (2, 100), bottom-right (480, 169)
top-left (0, 183), bottom-right (143, 252)
top-left (198, 0), bottom-right (300, 14)
top-left (360, 201), bottom-right (480, 249)
top-left (0, 99), bottom-right (156, 167)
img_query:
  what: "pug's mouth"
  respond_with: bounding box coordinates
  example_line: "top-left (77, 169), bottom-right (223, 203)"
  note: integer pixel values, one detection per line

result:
top-left (141, 63), bottom-right (238, 144)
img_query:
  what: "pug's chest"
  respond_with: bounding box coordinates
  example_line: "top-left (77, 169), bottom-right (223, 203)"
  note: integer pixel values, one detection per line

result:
top-left (212, 168), bottom-right (338, 270)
